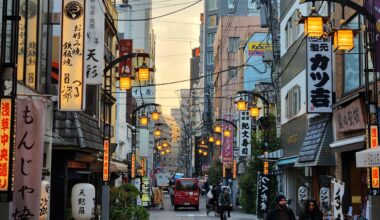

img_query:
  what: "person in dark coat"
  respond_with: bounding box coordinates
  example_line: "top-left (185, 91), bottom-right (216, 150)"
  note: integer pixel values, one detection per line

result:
top-left (266, 194), bottom-right (296, 220)
top-left (218, 187), bottom-right (232, 219)
top-left (299, 199), bottom-right (323, 220)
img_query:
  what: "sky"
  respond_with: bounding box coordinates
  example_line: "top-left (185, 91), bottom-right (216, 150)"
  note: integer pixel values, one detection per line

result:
top-left (152, 0), bottom-right (203, 115)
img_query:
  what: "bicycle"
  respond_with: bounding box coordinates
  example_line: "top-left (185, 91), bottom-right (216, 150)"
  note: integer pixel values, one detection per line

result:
top-left (219, 205), bottom-right (231, 220)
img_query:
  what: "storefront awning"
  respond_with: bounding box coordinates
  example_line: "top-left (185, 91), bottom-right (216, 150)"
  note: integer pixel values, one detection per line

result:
top-left (110, 161), bottom-right (128, 173)
top-left (295, 116), bottom-right (335, 167)
top-left (355, 147), bottom-right (380, 167)
top-left (277, 156), bottom-right (298, 166)
top-left (330, 135), bottom-right (366, 152)
top-left (259, 149), bottom-right (283, 159)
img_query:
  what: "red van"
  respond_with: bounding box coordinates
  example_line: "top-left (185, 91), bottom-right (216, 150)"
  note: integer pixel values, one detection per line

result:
top-left (174, 178), bottom-right (200, 210)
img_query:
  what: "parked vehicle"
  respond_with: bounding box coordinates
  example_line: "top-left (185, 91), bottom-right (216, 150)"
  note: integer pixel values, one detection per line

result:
top-left (155, 172), bottom-right (171, 190)
top-left (174, 178), bottom-right (200, 210)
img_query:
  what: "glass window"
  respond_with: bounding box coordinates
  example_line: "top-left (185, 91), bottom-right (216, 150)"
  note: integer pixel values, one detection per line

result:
top-left (207, 51), bottom-right (214, 65)
top-left (208, 15), bottom-right (218, 27)
top-left (207, 0), bottom-right (218, 10)
top-left (228, 37), bottom-right (239, 52)
top-left (206, 69), bottom-right (214, 84)
top-left (228, 0), bottom-right (235, 9)
top-left (228, 67), bottom-right (237, 80)
top-left (285, 85), bottom-right (301, 119)
top-left (207, 33), bottom-right (215, 47)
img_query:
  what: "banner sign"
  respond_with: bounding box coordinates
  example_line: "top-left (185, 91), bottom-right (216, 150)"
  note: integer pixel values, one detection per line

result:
top-left (131, 153), bottom-right (136, 178)
top-left (332, 178), bottom-right (345, 220)
top-left (71, 183), bottom-right (96, 220)
top-left (0, 99), bottom-right (12, 192)
top-left (84, 0), bottom-right (104, 85)
top-left (258, 173), bottom-right (270, 213)
top-left (222, 115), bottom-right (234, 162)
top-left (141, 177), bottom-right (150, 206)
top-left (298, 185), bottom-right (308, 207)
top-left (40, 180), bottom-right (50, 219)
top-left (320, 187), bottom-right (330, 212)
top-left (132, 86), bottom-right (156, 99)
top-left (119, 39), bottom-right (133, 76)
top-left (306, 37), bottom-right (333, 113)
top-left (238, 111), bottom-right (251, 156)
top-left (103, 140), bottom-right (109, 182)
top-left (11, 99), bottom-right (46, 219)
top-left (18, 0), bottom-right (39, 88)
top-left (333, 98), bottom-right (365, 132)
top-left (59, 0), bottom-right (85, 111)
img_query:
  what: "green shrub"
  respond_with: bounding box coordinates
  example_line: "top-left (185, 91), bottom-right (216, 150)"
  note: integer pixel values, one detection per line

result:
top-left (109, 184), bottom-right (142, 220)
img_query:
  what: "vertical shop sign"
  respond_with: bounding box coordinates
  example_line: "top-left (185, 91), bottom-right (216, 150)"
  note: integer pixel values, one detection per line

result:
top-left (306, 37), bottom-right (333, 113)
top-left (59, 0), bottom-right (85, 111)
top-left (370, 125), bottom-right (380, 191)
top-left (103, 140), bottom-right (109, 182)
top-left (119, 39), bottom-right (133, 76)
top-left (232, 160), bottom-right (237, 179)
top-left (0, 99), bottom-right (12, 192)
top-left (332, 178), bottom-right (345, 220)
top-left (10, 99), bottom-right (46, 219)
top-left (84, 0), bottom-right (104, 85)
top-left (257, 173), bottom-right (270, 213)
top-left (238, 111), bottom-right (251, 156)
top-left (131, 153), bottom-right (136, 178)
top-left (320, 187), bottom-right (330, 212)
top-left (40, 180), bottom-right (50, 219)
top-left (222, 114), bottom-right (234, 162)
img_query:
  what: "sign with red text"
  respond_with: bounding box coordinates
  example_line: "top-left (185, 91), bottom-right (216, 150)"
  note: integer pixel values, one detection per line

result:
top-left (119, 39), bottom-right (133, 76)
top-left (103, 140), bottom-right (109, 182)
top-left (222, 115), bottom-right (234, 162)
top-left (0, 99), bottom-right (12, 191)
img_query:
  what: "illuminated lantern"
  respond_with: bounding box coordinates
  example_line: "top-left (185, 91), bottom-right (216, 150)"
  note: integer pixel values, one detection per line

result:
top-left (137, 63), bottom-right (150, 81)
top-left (198, 149), bottom-right (203, 154)
top-left (215, 139), bottom-right (221, 146)
top-left (201, 140), bottom-right (205, 145)
top-left (223, 129), bottom-right (231, 137)
top-left (71, 183), bottom-right (95, 220)
top-left (304, 16), bottom-right (324, 37)
top-left (140, 114), bottom-right (148, 126)
top-left (334, 28), bottom-right (355, 51)
top-left (166, 149), bottom-right (170, 153)
top-left (249, 105), bottom-right (259, 118)
top-left (203, 151), bottom-right (208, 156)
top-left (151, 110), bottom-right (160, 121)
top-left (163, 142), bottom-right (169, 148)
top-left (214, 124), bottom-right (222, 133)
top-left (154, 129), bottom-right (161, 137)
top-left (236, 98), bottom-right (247, 111)
top-left (157, 145), bottom-right (162, 151)
top-left (161, 151), bottom-right (165, 155)
top-left (119, 76), bottom-right (132, 90)
top-left (208, 136), bottom-right (215, 143)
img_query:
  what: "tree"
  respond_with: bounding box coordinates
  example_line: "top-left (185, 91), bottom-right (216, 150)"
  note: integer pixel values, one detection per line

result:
top-left (207, 161), bottom-right (223, 186)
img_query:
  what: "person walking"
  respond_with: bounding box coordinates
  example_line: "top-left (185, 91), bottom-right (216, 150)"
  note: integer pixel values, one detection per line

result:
top-left (299, 199), bottom-right (323, 220)
top-left (218, 187), bottom-right (232, 219)
top-left (266, 194), bottom-right (296, 220)
top-left (168, 178), bottom-right (175, 206)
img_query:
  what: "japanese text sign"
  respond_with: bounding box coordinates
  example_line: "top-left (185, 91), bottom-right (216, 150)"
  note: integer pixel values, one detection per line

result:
top-left (307, 37), bottom-right (333, 113)
top-left (103, 140), bottom-right (109, 182)
top-left (238, 111), bottom-right (251, 156)
top-left (84, 0), bottom-right (104, 85)
top-left (11, 99), bottom-right (46, 219)
top-left (222, 115), bottom-right (234, 162)
top-left (298, 185), bottom-right (308, 207)
top-left (119, 39), bottom-right (133, 76)
top-left (320, 187), bottom-right (330, 212)
top-left (332, 178), bottom-right (345, 220)
top-left (131, 153), bottom-right (136, 178)
top-left (59, 0), bottom-right (85, 111)
top-left (0, 99), bottom-right (12, 191)
top-left (232, 160), bottom-right (237, 179)
top-left (333, 98), bottom-right (365, 132)
top-left (258, 173), bottom-right (270, 213)
top-left (40, 180), bottom-right (50, 219)
top-left (71, 183), bottom-right (96, 220)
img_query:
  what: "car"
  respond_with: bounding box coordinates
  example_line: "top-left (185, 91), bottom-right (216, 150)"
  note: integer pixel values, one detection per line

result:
top-left (173, 178), bottom-right (200, 210)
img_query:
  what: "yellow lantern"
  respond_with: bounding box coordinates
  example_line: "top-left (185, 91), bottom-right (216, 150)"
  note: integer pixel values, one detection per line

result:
top-left (203, 151), bottom-right (208, 156)
top-left (201, 140), bottom-right (205, 145)
top-left (223, 129), bottom-right (231, 137)
top-left (304, 16), bottom-right (324, 37)
top-left (166, 149), bottom-right (170, 153)
top-left (249, 105), bottom-right (260, 118)
top-left (208, 136), bottom-right (215, 143)
top-left (334, 28), bottom-right (355, 51)
top-left (198, 149), bottom-right (203, 154)
top-left (154, 129), bottom-right (161, 137)
top-left (140, 114), bottom-right (148, 126)
top-left (151, 110), bottom-right (160, 121)
top-left (161, 151), bottom-right (165, 155)
top-left (236, 98), bottom-right (247, 111)
top-left (119, 76), bottom-right (132, 90)
top-left (163, 142), bottom-right (169, 148)
top-left (214, 124), bottom-right (222, 133)
top-left (157, 145), bottom-right (162, 151)
top-left (137, 63), bottom-right (150, 81)
top-left (215, 139), bottom-right (221, 146)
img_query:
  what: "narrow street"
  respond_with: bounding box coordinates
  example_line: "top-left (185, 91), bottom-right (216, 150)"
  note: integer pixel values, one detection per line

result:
top-left (149, 193), bottom-right (257, 220)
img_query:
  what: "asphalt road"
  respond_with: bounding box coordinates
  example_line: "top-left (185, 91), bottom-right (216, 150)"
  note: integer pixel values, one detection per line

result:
top-left (149, 194), bottom-right (257, 220)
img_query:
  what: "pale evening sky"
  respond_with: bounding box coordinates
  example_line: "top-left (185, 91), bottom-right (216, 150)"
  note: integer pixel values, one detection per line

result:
top-left (152, 0), bottom-right (203, 115)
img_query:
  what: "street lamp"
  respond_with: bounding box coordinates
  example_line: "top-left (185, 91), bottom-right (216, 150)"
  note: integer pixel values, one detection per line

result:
top-left (208, 135), bottom-right (215, 143)
top-left (151, 109), bottom-right (160, 121)
top-left (139, 113), bottom-right (149, 126)
top-left (223, 129), bottom-right (231, 137)
top-left (298, 3), bottom-right (328, 37)
top-left (118, 75), bottom-right (132, 90)
top-left (214, 124), bottom-right (222, 133)
top-left (154, 128), bottom-right (161, 137)
top-left (136, 62), bottom-right (151, 81)
top-left (215, 139), bottom-right (221, 146)
top-left (249, 104), bottom-right (260, 118)
top-left (236, 97), bottom-right (247, 111)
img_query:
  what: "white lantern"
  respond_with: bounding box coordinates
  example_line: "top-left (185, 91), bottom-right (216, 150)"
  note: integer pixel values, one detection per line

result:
top-left (298, 185), bottom-right (309, 208)
top-left (40, 180), bottom-right (50, 220)
top-left (71, 183), bottom-right (96, 220)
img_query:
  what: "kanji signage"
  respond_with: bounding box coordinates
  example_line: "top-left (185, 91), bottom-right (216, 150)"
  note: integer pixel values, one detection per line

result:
top-left (222, 114), bottom-right (234, 162)
top-left (132, 86), bottom-right (156, 99)
top-left (71, 183), bottom-right (96, 220)
top-left (103, 140), bottom-right (109, 182)
top-left (370, 126), bottom-right (380, 190)
top-left (332, 178), bottom-right (345, 220)
top-left (131, 153), bottom-right (136, 178)
top-left (319, 187), bottom-right (330, 212)
top-left (298, 185), bottom-right (308, 207)
top-left (84, 0), bottom-right (104, 85)
top-left (11, 99), bottom-right (46, 219)
top-left (306, 37), bottom-right (333, 113)
top-left (232, 160), bottom-right (237, 179)
top-left (59, 0), bottom-right (85, 111)
top-left (238, 111), bottom-right (251, 156)
top-left (40, 180), bottom-right (50, 219)
top-left (119, 39), bottom-right (133, 76)
top-left (333, 98), bottom-right (365, 132)
top-left (0, 98), bottom-right (12, 191)
top-left (257, 173), bottom-right (270, 213)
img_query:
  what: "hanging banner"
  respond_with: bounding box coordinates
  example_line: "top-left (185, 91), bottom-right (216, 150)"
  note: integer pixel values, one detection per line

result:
top-left (131, 153), bottom-right (136, 178)
top-left (0, 99), bottom-right (12, 192)
top-left (84, 0), bottom-right (104, 85)
top-left (257, 173), bottom-right (270, 213)
top-left (10, 99), bottom-right (46, 219)
top-left (103, 140), bottom-right (109, 182)
top-left (71, 183), bottom-right (96, 220)
top-left (320, 187), bottom-right (330, 212)
top-left (238, 111), bottom-right (251, 156)
top-left (306, 37), bottom-right (333, 113)
top-left (119, 39), bottom-right (133, 76)
top-left (40, 180), bottom-right (50, 220)
top-left (222, 115), bottom-right (234, 162)
top-left (59, 0), bottom-right (85, 111)
top-left (298, 185), bottom-right (308, 207)
top-left (25, 0), bottom-right (38, 88)
top-left (332, 178), bottom-right (345, 220)
top-left (17, 0), bottom-right (26, 82)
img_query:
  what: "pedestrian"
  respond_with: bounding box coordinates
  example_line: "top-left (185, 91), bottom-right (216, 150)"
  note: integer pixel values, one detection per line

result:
top-left (207, 184), bottom-right (220, 216)
top-left (299, 199), bottom-right (323, 220)
top-left (218, 187), bottom-right (232, 219)
top-left (203, 181), bottom-right (210, 196)
top-left (266, 194), bottom-right (296, 220)
top-left (168, 178), bottom-right (175, 206)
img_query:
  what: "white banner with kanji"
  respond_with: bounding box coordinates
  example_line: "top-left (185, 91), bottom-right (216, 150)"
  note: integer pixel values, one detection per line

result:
top-left (238, 111), bottom-right (251, 156)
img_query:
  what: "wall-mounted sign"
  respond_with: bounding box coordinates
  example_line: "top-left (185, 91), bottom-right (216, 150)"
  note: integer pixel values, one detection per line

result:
top-left (333, 98), bottom-right (365, 132)
top-left (370, 126), bottom-right (380, 190)
top-left (306, 37), bottom-right (333, 113)
top-left (59, 0), bottom-right (85, 111)
top-left (71, 183), bottom-right (95, 220)
top-left (119, 39), bottom-right (133, 76)
top-left (238, 111), bottom-right (251, 156)
top-left (84, 0), bottom-right (104, 85)
top-left (332, 179), bottom-right (345, 219)
top-left (320, 187), bottom-right (330, 212)
top-left (257, 173), bottom-right (270, 213)
top-left (232, 160), bottom-right (237, 179)
top-left (263, 161), bottom-right (269, 175)
top-left (103, 140), bottom-right (109, 181)
top-left (222, 114), bottom-right (234, 162)
top-left (0, 99), bottom-right (12, 192)
top-left (131, 153), bottom-right (136, 178)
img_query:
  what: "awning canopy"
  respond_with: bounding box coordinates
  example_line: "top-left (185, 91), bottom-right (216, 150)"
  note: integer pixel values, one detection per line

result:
top-left (355, 147), bottom-right (380, 167)
top-left (110, 161), bottom-right (128, 173)
top-left (259, 149), bottom-right (283, 159)
top-left (330, 135), bottom-right (365, 152)
top-left (277, 156), bottom-right (298, 166)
